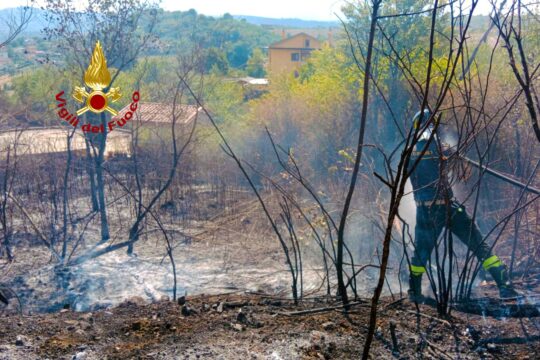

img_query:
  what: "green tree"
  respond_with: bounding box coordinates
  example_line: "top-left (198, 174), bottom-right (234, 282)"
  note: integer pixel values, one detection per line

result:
top-left (203, 47), bottom-right (229, 74)
top-left (246, 48), bottom-right (266, 78)
top-left (342, 0), bottom-right (449, 146)
top-left (152, 9), bottom-right (279, 70)
top-left (11, 65), bottom-right (71, 122)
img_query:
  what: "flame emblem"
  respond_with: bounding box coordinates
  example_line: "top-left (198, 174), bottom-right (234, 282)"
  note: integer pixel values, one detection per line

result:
top-left (73, 41), bottom-right (122, 116)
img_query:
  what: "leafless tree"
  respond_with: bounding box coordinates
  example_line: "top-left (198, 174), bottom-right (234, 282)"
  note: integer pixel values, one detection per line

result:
top-left (0, 130), bottom-right (24, 261)
top-left (491, 0), bottom-right (540, 143)
top-left (0, 2), bottom-right (32, 49)
top-left (0, 0), bottom-right (33, 265)
top-left (68, 64), bottom-right (198, 277)
top-left (43, 0), bottom-right (159, 243)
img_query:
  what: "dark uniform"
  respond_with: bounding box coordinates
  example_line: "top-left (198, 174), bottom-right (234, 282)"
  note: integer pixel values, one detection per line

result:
top-left (407, 110), bottom-right (517, 300)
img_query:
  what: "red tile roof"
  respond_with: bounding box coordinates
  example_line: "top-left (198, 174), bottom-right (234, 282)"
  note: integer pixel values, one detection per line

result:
top-left (113, 102), bottom-right (200, 125)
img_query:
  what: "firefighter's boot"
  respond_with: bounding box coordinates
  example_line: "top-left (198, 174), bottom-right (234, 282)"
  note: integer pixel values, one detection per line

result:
top-left (408, 265), bottom-right (425, 302)
top-left (483, 256), bottom-right (519, 299)
top-left (408, 274), bottom-right (424, 302)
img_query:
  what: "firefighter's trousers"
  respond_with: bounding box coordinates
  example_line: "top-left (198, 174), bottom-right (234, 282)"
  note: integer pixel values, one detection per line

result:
top-left (410, 200), bottom-right (493, 276)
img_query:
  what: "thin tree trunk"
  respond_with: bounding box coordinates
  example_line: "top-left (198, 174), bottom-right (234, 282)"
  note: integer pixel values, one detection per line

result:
top-left (337, 0), bottom-right (381, 306)
top-left (96, 113), bottom-right (110, 243)
top-left (85, 138), bottom-right (99, 212)
top-left (1, 145), bottom-right (12, 261)
top-left (61, 128), bottom-right (76, 260)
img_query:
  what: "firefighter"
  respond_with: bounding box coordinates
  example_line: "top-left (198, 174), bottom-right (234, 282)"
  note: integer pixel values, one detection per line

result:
top-left (407, 109), bottom-right (518, 301)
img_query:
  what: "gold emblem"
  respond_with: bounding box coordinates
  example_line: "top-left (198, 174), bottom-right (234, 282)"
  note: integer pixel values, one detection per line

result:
top-left (73, 41), bottom-right (122, 116)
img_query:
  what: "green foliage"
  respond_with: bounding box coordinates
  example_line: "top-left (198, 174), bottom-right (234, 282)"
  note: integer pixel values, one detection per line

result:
top-left (203, 48), bottom-right (230, 74)
top-left (153, 9), bottom-right (279, 70)
top-left (10, 65), bottom-right (72, 122)
top-left (294, 44), bottom-right (359, 111)
top-left (246, 48), bottom-right (266, 78)
top-left (112, 56), bottom-right (187, 104)
top-left (203, 75), bottom-right (245, 123)
top-left (240, 44), bottom-right (362, 176)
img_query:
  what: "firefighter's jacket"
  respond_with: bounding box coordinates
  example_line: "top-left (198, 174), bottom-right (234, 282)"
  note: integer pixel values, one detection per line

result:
top-left (407, 129), bottom-right (453, 203)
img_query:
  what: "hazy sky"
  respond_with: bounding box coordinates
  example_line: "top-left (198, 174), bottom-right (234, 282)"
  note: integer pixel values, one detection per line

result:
top-left (160, 0), bottom-right (493, 20)
top-left (161, 0), bottom-right (345, 20)
top-left (2, 1), bottom-right (495, 20)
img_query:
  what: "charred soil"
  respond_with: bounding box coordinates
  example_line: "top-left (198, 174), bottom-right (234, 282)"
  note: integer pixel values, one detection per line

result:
top-left (1, 293), bottom-right (539, 359)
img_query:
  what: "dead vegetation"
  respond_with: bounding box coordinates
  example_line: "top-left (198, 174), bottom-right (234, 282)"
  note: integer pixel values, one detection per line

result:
top-left (0, 0), bottom-right (540, 358)
top-left (1, 292), bottom-right (539, 360)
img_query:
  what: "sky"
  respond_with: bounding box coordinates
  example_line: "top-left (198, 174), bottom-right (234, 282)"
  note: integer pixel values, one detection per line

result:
top-left (1, 1), bottom-right (496, 20)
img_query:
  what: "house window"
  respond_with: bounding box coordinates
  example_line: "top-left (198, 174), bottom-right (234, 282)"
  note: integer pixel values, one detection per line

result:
top-left (305, 39), bottom-right (310, 48)
top-left (291, 53), bottom-right (300, 62)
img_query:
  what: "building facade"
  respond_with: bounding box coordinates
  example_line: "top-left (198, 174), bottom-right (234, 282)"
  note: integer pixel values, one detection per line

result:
top-left (268, 32), bottom-right (321, 75)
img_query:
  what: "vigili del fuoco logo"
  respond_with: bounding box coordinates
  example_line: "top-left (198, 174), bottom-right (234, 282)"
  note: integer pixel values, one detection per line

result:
top-left (54, 41), bottom-right (140, 133)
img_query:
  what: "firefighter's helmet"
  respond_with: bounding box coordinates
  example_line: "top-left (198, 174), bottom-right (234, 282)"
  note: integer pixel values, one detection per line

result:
top-left (412, 109), bottom-right (432, 129)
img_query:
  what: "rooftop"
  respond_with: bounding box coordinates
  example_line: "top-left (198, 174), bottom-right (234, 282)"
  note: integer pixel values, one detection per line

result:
top-left (113, 102), bottom-right (201, 125)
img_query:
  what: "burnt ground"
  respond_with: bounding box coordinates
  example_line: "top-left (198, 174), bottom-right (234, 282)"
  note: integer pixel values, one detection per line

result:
top-left (0, 292), bottom-right (539, 359)
top-left (0, 192), bottom-right (539, 359)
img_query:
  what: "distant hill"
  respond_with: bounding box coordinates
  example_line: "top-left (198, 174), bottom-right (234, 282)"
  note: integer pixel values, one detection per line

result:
top-left (0, 7), bottom-right (280, 71)
top-left (0, 6), bottom-right (490, 40)
top-left (0, 7), bottom-right (341, 38)
top-left (234, 15), bottom-right (339, 28)
top-left (0, 8), bottom-right (49, 36)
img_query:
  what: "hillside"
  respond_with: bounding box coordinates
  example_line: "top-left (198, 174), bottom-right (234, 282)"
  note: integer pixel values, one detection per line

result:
top-left (234, 15), bottom-right (339, 28)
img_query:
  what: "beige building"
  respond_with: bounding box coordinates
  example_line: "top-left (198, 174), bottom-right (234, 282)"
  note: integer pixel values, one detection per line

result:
top-left (268, 32), bottom-right (321, 75)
